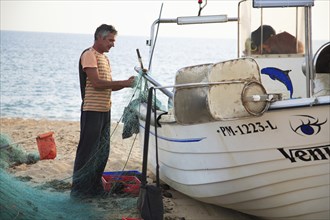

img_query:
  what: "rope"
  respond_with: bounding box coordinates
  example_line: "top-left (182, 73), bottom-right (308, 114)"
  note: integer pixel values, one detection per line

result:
top-left (0, 136), bottom-right (37, 150)
top-left (120, 134), bottom-right (138, 172)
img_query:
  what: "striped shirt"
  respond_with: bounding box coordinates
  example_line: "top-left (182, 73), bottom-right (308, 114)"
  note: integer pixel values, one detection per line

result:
top-left (80, 47), bottom-right (112, 112)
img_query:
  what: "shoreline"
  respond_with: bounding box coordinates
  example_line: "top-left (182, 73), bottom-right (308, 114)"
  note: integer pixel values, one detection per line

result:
top-left (0, 117), bottom-right (257, 220)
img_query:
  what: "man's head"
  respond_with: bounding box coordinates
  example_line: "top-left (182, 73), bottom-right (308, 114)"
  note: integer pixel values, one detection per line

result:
top-left (94, 24), bottom-right (118, 41)
top-left (93, 24), bottom-right (118, 53)
top-left (250, 25), bottom-right (276, 52)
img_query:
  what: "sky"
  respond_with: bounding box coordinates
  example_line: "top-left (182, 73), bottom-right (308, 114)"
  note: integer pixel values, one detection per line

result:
top-left (1, 0), bottom-right (329, 40)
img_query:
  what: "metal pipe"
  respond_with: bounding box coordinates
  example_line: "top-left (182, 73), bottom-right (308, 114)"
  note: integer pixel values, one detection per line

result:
top-left (148, 18), bottom-right (177, 47)
top-left (228, 17), bottom-right (239, 22)
top-left (134, 66), bottom-right (174, 98)
top-left (304, 6), bottom-right (313, 97)
top-left (237, 0), bottom-right (244, 57)
top-left (147, 15), bottom-right (238, 70)
top-left (147, 18), bottom-right (177, 71)
top-left (177, 15), bottom-right (230, 25)
top-left (155, 80), bottom-right (246, 90)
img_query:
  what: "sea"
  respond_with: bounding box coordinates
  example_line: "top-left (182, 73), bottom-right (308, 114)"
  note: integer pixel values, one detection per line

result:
top-left (0, 30), bottom-right (327, 121)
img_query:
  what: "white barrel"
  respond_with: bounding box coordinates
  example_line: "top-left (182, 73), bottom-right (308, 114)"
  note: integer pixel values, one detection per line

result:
top-left (174, 58), bottom-right (269, 124)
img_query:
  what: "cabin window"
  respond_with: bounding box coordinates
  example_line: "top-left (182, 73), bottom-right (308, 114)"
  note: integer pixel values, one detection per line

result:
top-left (239, 1), bottom-right (305, 57)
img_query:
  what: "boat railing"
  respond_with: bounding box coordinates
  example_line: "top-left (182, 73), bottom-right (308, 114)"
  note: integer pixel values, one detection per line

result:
top-left (134, 66), bottom-right (280, 103)
top-left (134, 66), bottom-right (174, 99)
top-left (146, 15), bottom-right (238, 71)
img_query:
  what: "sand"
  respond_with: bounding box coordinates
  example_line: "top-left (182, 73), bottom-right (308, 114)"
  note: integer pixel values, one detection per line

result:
top-left (0, 117), bottom-right (258, 220)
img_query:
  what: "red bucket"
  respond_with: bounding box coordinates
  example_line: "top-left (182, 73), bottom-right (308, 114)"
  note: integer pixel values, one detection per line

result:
top-left (36, 132), bottom-right (56, 160)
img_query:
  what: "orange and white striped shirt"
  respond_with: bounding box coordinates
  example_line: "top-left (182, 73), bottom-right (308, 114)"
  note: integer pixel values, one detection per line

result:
top-left (80, 47), bottom-right (112, 112)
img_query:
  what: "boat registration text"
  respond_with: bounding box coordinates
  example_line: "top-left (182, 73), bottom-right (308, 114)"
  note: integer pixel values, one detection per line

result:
top-left (217, 120), bottom-right (277, 136)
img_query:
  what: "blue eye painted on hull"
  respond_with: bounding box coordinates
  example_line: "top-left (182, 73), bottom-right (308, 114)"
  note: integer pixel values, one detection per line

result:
top-left (300, 124), bottom-right (315, 135)
top-left (290, 115), bottom-right (327, 136)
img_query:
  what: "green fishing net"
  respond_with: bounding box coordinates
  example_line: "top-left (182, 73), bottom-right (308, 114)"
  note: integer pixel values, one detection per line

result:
top-left (0, 132), bottom-right (140, 220)
top-left (0, 134), bottom-right (39, 169)
top-left (0, 70), bottom-right (169, 220)
top-left (122, 71), bottom-right (167, 139)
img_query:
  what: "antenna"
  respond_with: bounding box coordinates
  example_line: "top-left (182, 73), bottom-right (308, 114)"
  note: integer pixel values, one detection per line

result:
top-left (198, 0), bottom-right (208, 16)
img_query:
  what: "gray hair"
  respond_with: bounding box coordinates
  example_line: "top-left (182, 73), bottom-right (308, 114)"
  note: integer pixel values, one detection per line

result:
top-left (94, 24), bottom-right (118, 40)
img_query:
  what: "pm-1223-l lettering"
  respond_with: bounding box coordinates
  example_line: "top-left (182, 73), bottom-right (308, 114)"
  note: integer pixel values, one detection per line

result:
top-left (217, 120), bottom-right (277, 136)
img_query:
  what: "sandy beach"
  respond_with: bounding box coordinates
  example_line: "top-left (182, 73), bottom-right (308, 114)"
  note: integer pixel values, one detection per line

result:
top-left (0, 117), bottom-right (258, 220)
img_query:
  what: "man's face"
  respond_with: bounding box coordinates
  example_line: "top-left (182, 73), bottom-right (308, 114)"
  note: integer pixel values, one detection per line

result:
top-left (97, 32), bottom-right (116, 53)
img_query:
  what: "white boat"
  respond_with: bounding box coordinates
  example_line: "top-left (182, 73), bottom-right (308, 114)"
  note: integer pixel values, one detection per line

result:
top-left (134, 0), bottom-right (330, 219)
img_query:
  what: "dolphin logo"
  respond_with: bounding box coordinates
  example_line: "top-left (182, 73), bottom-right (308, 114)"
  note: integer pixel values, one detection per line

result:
top-left (261, 67), bottom-right (293, 98)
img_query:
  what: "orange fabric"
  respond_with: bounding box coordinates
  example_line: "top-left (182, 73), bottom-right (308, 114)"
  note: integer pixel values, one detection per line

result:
top-left (81, 49), bottom-right (98, 69)
top-left (81, 48), bottom-right (112, 112)
top-left (262, 32), bottom-right (304, 54)
top-left (36, 132), bottom-right (56, 160)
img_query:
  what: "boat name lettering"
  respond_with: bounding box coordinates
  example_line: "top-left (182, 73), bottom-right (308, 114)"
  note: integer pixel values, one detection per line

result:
top-left (278, 145), bottom-right (330, 163)
top-left (217, 120), bottom-right (277, 136)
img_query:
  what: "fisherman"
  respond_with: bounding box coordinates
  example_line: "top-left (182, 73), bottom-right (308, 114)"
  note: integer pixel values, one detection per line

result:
top-left (71, 24), bottom-right (135, 198)
top-left (250, 25), bottom-right (276, 53)
top-left (249, 25), bottom-right (303, 54)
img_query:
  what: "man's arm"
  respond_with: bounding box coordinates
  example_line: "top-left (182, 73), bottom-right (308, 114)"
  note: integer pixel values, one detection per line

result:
top-left (85, 67), bottom-right (134, 90)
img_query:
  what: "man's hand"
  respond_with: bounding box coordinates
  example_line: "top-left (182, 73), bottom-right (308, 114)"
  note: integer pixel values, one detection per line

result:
top-left (127, 76), bottom-right (136, 88)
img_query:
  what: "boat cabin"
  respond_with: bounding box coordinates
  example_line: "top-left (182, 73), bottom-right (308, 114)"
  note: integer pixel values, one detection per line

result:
top-left (239, 0), bottom-right (308, 57)
top-left (143, 0), bottom-right (329, 106)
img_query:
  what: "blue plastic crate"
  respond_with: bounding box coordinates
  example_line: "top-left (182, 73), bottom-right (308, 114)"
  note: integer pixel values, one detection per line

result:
top-left (103, 170), bottom-right (141, 177)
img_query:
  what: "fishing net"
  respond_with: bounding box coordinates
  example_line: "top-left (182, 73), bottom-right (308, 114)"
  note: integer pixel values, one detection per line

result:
top-left (0, 71), bottom-right (168, 220)
top-left (122, 96), bottom-right (146, 139)
top-left (0, 170), bottom-right (139, 219)
top-left (122, 70), bottom-right (166, 138)
top-left (122, 71), bottom-right (166, 139)
top-left (0, 134), bottom-right (39, 169)
top-left (0, 132), bottom-right (141, 220)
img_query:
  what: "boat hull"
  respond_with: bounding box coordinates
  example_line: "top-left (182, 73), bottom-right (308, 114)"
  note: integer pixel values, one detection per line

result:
top-left (138, 100), bottom-right (330, 219)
